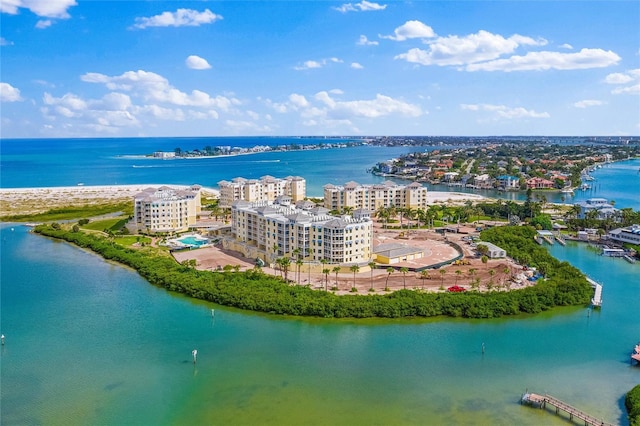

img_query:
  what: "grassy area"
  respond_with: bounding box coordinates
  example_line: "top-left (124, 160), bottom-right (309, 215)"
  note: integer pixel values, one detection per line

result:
top-left (114, 235), bottom-right (152, 247)
top-left (81, 217), bottom-right (128, 232)
top-left (1, 202), bottom-right (133, 222)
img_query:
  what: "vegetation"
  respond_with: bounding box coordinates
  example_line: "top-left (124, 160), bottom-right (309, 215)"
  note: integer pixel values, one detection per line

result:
top-left (627, 384), bottom-right (640, 426)
top-left (35, 223), bottom-right (592, 319)
top-left (1, 202), bottom-right (133, 222)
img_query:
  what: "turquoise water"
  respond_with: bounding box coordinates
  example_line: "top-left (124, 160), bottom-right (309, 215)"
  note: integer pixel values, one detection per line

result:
top-left (1, 225), bottom-right (638, 425)
top-left (177, 235), bottom-right (208, 247)
top-left (1, 139), bottom-right (639, 424)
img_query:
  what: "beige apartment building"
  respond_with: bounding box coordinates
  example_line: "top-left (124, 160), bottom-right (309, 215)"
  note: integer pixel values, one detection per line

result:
top-left (133, 185), bottom-right (201, 234)
top-left (225, 197), bottom-right (373, 265)
top-left (323, 180), bottom-right (428, 212)
top-left (217, 175), bottom-right (306, 208)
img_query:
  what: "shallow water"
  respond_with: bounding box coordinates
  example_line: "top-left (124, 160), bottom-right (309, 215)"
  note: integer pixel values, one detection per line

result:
top-left (1, 225), bottom-right (638, 425)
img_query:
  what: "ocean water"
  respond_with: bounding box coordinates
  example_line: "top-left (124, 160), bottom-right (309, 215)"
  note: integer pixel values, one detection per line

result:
top-left (2, 137), bottom-right (639, 207)
top-left (1, 224), bottom-right (638, 425)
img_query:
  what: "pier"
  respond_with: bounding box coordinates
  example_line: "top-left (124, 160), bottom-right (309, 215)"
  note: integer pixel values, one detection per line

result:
top-left (587, 277), bottom-right (603, 308)
top-left (521, 392), bottom-right (614, 426)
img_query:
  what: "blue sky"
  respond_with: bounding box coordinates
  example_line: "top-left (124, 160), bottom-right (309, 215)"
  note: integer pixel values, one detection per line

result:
top-left (1, 0), bottom-right (638, 138)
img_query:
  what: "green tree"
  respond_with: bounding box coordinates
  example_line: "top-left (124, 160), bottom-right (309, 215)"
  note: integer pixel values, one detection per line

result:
top-left (368, 261), bottom-right (376, 291)
top-left (400, 267), bottom-right (409, 289)
top-left (385, 267), bottom-right (394, 291)
top-left (350, 264), bottom-right (360, 291)
top-left (322, 268), bottom-right (331, 291)
top-left (333, 266), bottom-right (341, 288)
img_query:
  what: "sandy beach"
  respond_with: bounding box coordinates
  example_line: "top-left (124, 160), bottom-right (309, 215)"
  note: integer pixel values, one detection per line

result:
top-left (0, 184), bottom-right (219, 217)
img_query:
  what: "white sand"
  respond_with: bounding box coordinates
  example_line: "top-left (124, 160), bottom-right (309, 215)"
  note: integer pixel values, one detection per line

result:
top-left (0, 184), bottom-right (219, 216)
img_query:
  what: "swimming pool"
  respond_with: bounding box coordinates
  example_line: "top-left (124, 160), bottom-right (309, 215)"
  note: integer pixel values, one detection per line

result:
top-left (174, 235), bottom-right (209, 248)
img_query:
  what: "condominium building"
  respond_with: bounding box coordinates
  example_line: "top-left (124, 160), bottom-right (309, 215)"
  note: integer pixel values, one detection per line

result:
top-left (217, 175), bottom-right (306, 208)
top-left (133, 185), bottom-right (202, 234)
top-left (323, 180), bottom-right (428, 212)
top-left (226, 197), bottom-right (373, 265)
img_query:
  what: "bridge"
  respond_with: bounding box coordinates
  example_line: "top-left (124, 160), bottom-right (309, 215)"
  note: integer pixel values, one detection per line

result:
top-left (521, 392), bottom-right (614, 426)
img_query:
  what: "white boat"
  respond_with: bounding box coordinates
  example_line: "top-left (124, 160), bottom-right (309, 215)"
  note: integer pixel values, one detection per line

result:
top-left (561, 187), bottom-right (574, 194)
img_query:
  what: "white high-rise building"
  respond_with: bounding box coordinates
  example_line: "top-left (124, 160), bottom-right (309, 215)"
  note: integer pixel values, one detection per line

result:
top-left (323, 180), bottom-right (428, 212)
top-left (226, 197), bottom-right (373, 265)
top-left (133, 185), bottom-right (201, 234)
top-left (218, 175), bottom-right (306, 208)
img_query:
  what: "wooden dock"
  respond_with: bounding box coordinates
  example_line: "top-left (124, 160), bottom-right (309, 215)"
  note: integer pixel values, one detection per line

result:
top-left (521, 392), bottom-right (614, 426)
top-left (586, 277), bottom-right (603, 308)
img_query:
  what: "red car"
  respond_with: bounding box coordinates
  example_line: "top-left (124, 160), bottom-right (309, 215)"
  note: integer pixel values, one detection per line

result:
top-left (447, 285), bottom-right (467, 293)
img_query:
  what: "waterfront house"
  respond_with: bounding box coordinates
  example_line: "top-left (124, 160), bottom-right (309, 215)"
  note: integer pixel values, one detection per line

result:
top-left (608, 224), bottom-right (640, 245)
top-left (575, 198), bottom-right (619, 220)
top-left (497, 175), bottom-right (520, 190)
top-left (526, 177), bottom-right (554, 189)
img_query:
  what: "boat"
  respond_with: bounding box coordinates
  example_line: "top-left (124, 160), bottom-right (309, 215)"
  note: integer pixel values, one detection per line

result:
top-left (632, 343), bottom-right (640, 364)
top-left (561, 187), bottom-right (574, 194)
top-left (623, 254), bottom-right (637, 264)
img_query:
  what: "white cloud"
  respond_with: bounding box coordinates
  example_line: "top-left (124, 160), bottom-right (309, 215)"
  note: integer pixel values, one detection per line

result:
top-left (294, 60), bottom-right (323, 70)
top-left (605, 69), bottom-right (639, 95)
top-left (185, 55), bottom-right (212, 70)
top-left (1, 0), bottom-right (77, 18)
top-left (81, 69), bottom-right (236, 109)
top-left (0, 82), bottom-right (22, 102)
top-left (315, 91), bottom-right (422, 118)
top-left (461, 103), bottom-right (550, 119)
top-left (132, 9), bottom-right (222, 29)
top-left (351, 62), bottom-right (364, 69)
top-left (289, 93), bottom-right (309, 108)
top-left (559, 43), bottom-right (573, 50)
top-left (612, 84), bottom-right (640, 95)
top-left (43, 92), bottom-right (87, 110)
top-left (294, 58), bottom-right (343, 70)
top-left (35, 19), bottom-right (53, 29)
top-left (466, 48), bottom-right (620, 72)
top-left (396, 30), bottom-right (545, 67)
top-left (604, 72), bottom-right (634, 84)
top-left (573, 99), bottom-right (604, 108)
top-left (333, 1), bottom-right (387, 13)
top-left (381, 20), bottom-right (436, 41)
top-left (357, 35), bottom-right (378, 46)
top-left (0, 37), bottom-right (14, 46)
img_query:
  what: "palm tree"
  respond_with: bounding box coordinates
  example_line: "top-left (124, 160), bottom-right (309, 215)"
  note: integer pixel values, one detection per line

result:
top-left (368, 261), bottom-right (376, 291)
top-left (296, 258), bottom-right (304, 285)
top-left (350, 264), bottom-right (360, 291)
top-left (439, 269), bottom-right (446, 286)
top-left (271, 243), bottom-right (279, 265)
top-left (420, 270), bottom-right (430, 289)
top-left (322, 268), bottom-right (330, 291)
top-left (385, 267), bottom-right (394, 291)
top-left (332, 266), bottom-right (341, 288)
top-left (306, 247), bottom-right (312, 284)
top-left (455, 269), bottom-right (462, 285)
top-left (468, 268), bottom-right (477, 285)
top-left (292, 248), bottom-right (301, 283)
top-left (400, 267), bottom-right (409, 289)
top-left (278, 257), bottom-right (292, 282)
top-left (488, 269), bottom-right (496, 290)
